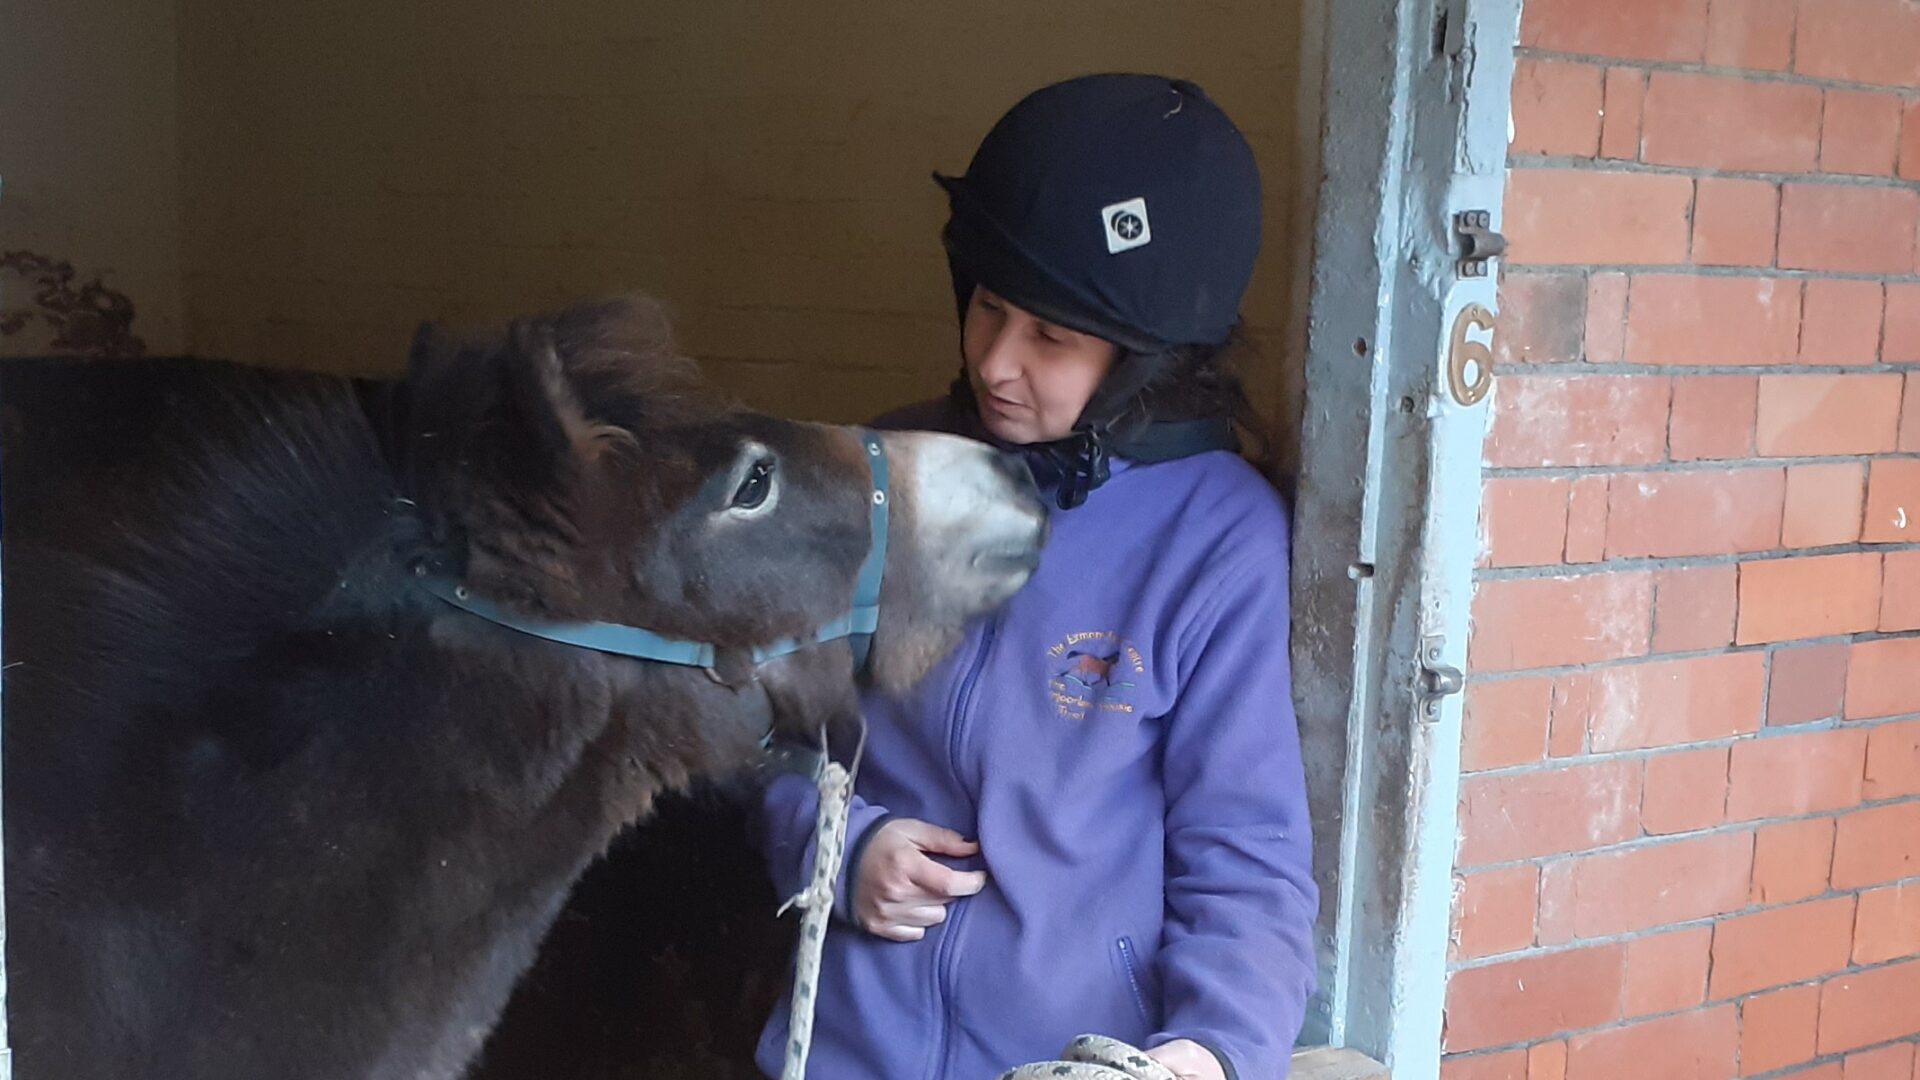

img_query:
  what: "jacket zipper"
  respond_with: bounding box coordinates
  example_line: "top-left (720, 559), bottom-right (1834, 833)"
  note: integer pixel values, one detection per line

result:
top-left (927, 614), bottom-right (997, 1080)
top-left (1117, 936), bottom-right (1152, 1027)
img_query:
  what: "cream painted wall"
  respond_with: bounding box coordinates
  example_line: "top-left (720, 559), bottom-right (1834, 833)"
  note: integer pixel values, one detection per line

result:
top-left (0, 0), bottom-right (186, 355)
top-left (175, 0), bottom-right (1307, 454)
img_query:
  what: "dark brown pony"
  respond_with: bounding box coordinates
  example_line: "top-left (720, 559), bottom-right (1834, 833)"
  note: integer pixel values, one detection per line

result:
top-left (0, 296), bottom-right (1045, 1080)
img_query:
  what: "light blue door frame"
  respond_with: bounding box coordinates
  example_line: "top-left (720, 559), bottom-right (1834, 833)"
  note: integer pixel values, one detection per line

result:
top-left (1292, 0), bottom-right (1518, 1076)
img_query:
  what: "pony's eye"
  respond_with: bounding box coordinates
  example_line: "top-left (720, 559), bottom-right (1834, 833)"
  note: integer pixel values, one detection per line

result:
top-left (732, 458), bottom-right (776, 510)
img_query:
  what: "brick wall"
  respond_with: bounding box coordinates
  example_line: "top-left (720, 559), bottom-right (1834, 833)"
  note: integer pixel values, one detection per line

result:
top-left (174, 1), bottom-right (1309, 434)
top-left (1447, 1), bottom-right (1920, 1077)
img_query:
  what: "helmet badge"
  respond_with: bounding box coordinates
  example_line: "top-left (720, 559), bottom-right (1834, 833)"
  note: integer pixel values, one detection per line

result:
top-left (1101, 197), bottom-right (1152, 255)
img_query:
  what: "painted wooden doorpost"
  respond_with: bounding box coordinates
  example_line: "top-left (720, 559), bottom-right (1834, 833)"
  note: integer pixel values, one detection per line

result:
top-left (1292, 0), bottom-right (1517, 1075)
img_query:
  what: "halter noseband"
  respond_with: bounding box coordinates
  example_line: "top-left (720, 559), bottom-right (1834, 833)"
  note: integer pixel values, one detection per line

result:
top-left (417, 430), bottom-right (891, 679)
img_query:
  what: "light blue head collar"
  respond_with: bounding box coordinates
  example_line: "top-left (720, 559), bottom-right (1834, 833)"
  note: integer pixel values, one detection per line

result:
top-left (418, 431), bottom-right (890, 678)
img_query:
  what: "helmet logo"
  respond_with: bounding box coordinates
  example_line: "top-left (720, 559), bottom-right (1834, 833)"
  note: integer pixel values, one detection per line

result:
top-left (1101, 198), bottom-right (1152, 254)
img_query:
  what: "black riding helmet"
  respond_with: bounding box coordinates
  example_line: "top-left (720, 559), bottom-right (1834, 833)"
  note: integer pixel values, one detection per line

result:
top-left (936, 73), bottom-right (1264, 507)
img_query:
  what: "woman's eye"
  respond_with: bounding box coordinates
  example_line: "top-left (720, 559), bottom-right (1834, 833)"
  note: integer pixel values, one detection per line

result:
top-left (732, 459), bottom-right (776, 510)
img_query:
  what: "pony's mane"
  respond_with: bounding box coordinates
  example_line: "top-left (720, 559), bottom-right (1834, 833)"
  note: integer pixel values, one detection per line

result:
top-left (16, 364), bottom-right (405, 720)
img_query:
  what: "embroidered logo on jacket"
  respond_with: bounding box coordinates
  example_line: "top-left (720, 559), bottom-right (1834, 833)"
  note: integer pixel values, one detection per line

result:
top-left (1047, 631), bottom-right (1146, 720)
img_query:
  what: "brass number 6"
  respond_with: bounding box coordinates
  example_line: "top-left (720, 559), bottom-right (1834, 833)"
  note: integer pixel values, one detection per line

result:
top-left (1447, 302), bottom-right (1495, 407)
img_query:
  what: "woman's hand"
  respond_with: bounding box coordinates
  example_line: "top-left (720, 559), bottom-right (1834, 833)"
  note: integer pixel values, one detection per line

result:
top-left (1145, 1040), bottom-right (1227, 1080)
top-left (852, 818), bottom-right (987, 941)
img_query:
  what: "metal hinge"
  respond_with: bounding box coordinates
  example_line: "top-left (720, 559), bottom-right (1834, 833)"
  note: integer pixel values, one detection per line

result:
top-left (1417, 635), bottom-right (1464, 720)
top-left (1453, 210), bottom-right (1506, 277)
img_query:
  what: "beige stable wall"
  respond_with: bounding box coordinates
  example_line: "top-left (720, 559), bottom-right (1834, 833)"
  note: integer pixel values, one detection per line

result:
top-left (0, 0), bottom-right (187, 355)
top-left (175, 0), bottom-right (1308, 444)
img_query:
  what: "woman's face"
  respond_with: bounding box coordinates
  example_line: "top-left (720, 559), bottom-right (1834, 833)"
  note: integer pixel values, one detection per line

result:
top-left (961, 287), bottom-right (1119, 444)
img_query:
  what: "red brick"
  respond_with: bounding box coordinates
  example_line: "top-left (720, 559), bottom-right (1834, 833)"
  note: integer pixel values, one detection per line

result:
top-left (1455, 865), bottom-right (1539, 961)
top-left (1689, 178), bottom-right (1779, 267)
top-left (1600, 68), bottom-right (1646, 161)
top-left (1642, 72), bottom-right (1822, 172)
top-left (1752, 817), bottom-right (1837, 905)
top-left (1471, 573), bottom-right (1653, 672)
top-left (1889, 284), bottom-right (1920, 366)
top-left (1903, 101), bottom-right (1920, 181)
top-left (1832, 801), bottom-right (1920, 889)
top-left (1847, 636), bottom-right (1920, 721)
top-left (1737, 553), bottom-right (1884, 643)
top-left (1481, 477), bottom-right (1569, 569)
top-left (1521, 0), bottom-right (1708, 62)
top-left (1743, 984), bottom-right (1823, 1075)
top-left (1902, 374), bottom-right (1920, 449)
top-left (1486, 376), bottom-right (1671, 468)
top-left (1779, 184), bottom-right (1920, 275)
top-left (1727, 728), bottom-right (1869, 821)
top-left (1883, 550), bottom-right (1920, 632)
top-left (1621, 927), bottom-right (1713, 1020)
top-left (1793, 0), bottom-right (1920, 88)
top-left (1670, 375), bottom-right (1758, 462)
top-left (1652, 565), bottom-right (1739, 653)
top-left (1604, 469), bottom-right (1785, 559)
top-left (1705, 0), bottom-right (1797, 69)
top-left (1856, 882), bottom-right (1920, 967)
top-left (1819, 958), bottom-right (1920, 1055)
top-left (1567, 1007), bottom-right (1737, 1080)
top-left (1463, 676), bottom-right (1554, 772)
top-left (1565, 475), bottom-right (1609, 564)
top-left (1865, 719), bottom-right (1920, 801)
top-left (1504, 169), bottom-right (1694, 267)
top-left (1441, 1050), bottom-right (1527, 1080)
top-left (1550, 676), bottom-right (1592, 757)
top-left (1844, 1044), bottom-right (1915, 1080)
top-left (1711, 896), bottom-right (1858, 999)
top-left (1823, 90), bottom-right (1906, 176)
top-left (1863, 459), bottom-right (1920, 544)
top-left (1758, 374), bottom-right (1906, 457)
top-left (1586, 273), bottom-right (1629, 363)
top-left (1778, 1064), bottom-right (1844, 1079)
top-left (1540, 831), bottom-right (1753, 941)
top-left (1529, 1041), bottom-right (1567, 1080)
top-left (1443, 944), bottom-right (1626, 1053)
top-left (1801, 279), bottom-right (1886, 366)
top-left (1768, 642), bottom-right (1851, 727)
top-left (1584, 652), bottom-right (1765, 752)
top-left (1512, 59), bottom-right (1605, 158)
top-left (1458, 759), bottom-right (1643, 866)
top-left (1495, 273), bottom-right (1586, 366)
top-left (1784, 463), bottom-right (1867, 548)
top-left (1643, 747), bottom-right (1731, 835)
top-left (1626, 274), bottom-right (1800, 366)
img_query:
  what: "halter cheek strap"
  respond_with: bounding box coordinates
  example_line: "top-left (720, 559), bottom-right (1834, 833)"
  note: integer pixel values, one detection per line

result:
top-left (418, 430), bottom-right (891, 678)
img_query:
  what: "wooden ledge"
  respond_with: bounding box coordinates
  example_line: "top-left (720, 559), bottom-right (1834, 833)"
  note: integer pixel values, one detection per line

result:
top-left (1292, 1045), bottom-right (1390, 1080)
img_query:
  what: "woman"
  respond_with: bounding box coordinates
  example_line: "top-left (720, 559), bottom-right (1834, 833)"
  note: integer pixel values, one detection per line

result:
top-left (757, 73), bottom-right (1316, 1080)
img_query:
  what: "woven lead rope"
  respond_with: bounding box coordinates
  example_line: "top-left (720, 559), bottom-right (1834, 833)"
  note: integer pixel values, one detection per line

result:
top-left (999, 1035), bottom-right (1181, 1080)
top-left (774, 761), bottom-right (1174, 1080)
top-left (776, 757), bottom-right (853, 1080)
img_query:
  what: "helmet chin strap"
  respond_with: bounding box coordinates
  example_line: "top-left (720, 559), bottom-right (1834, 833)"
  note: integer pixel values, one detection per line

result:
top-left (1024, 427), bottom-right (1113, 511)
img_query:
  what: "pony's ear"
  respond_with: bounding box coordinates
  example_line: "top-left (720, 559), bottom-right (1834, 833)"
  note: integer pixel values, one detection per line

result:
top-left (495, 317), bottom-right (599, 478)
top-left (402, 315), bottom-right (602, 547)
top-left (406, 319), bottom-right (442, 373)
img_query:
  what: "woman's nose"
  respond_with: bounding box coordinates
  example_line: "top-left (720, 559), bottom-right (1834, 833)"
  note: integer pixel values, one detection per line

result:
top-left (975, 327), bottom-right (1025, 385)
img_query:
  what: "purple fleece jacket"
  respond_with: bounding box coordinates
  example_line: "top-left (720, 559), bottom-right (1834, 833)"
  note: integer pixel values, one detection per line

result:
top-left (756, 404), bottom-right (1317, 1080)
